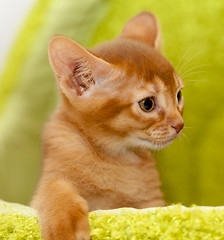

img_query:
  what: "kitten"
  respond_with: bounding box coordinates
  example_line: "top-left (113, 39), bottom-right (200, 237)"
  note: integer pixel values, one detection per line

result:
top-left (31, 11), bottom-right (184, 240)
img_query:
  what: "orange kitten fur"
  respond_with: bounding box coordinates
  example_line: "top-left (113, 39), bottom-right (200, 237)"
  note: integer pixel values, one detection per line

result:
top-left (31, 11), bottom-right (184, 240)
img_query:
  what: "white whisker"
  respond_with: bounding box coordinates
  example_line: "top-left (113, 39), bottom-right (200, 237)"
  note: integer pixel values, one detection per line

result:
top-left (176, 42), bottom-right (198, 73)
top-left (182, 70), bottom-right (206, 79)
top-left (183, 79), bottom-right (208, 86)
top-left (181, 64), bottom-right (210, 77)
top-left (181, 132), bottom-right (188, 139)
top-left (178, 49), bottom-right (206, 75)
top-left (184, 79), bottom-right (207, 82)
top-left (176, 41), bottom-right (201, 72)
top-left (178, 132), bottom-right (189, 144)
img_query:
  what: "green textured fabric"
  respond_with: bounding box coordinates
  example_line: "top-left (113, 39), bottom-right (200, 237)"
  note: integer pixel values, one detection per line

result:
top-left (0, 200), bottom-right (41, 240)
top-left (1, 200), bottom-right (224, 240)
top-left (0, 0), bottom-right (224, 207)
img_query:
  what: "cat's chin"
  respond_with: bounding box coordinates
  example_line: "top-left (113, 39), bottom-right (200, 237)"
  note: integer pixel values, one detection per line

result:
top-left (136, 138), bottom-right (174, 150)
top-left (148, 141), bottom-right (173, 150)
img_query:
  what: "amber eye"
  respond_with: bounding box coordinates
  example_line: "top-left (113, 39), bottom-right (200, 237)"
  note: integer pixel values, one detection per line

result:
top-left (177, 90), bottom-right (182, 103)
top-left (138, 97), bottom-right (155, 112)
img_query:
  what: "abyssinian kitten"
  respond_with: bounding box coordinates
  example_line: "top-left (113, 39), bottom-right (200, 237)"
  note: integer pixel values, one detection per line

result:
top-left (31, 11), bottom-right (184, 240)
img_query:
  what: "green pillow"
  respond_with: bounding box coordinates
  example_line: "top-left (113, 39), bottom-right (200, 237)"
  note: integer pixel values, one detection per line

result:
top-left (1, 200), bottom-right (224, 240)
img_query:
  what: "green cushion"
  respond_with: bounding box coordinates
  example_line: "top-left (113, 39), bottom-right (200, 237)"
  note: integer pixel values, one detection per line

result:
top-left (0, 0), bottom-right (224, 206)
top-left (1, 200), bottom-right (224, 240)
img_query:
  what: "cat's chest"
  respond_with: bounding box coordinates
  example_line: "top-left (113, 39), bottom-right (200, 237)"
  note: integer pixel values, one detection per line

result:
top-left (81, 155), bottom-right (162, 210)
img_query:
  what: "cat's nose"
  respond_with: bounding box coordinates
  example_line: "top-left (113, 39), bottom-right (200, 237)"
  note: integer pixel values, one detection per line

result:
top-left (171, 121), bottom-right (184, 134)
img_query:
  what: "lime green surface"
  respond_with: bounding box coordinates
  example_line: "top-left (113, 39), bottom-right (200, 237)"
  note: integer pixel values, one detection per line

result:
top-left (1, 200), bottom-right (224, 240)
top-left (90, 206), bottom-right (224, 240)
top-left (0, 0), bottom-right (224, 206)
top-left (0, 201), bottom-right (41, 240)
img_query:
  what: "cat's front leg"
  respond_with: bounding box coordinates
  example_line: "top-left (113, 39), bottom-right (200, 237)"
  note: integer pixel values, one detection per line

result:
top-left (31, 178), bottom-right (90, 240)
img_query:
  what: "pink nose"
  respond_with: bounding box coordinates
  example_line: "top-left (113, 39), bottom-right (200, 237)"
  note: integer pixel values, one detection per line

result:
top-left (172, 121), bottom-right (184, 134)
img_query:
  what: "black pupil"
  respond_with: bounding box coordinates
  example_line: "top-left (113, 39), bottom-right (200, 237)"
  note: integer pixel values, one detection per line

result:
top-left (144, 98), bottom-right (153, 110)
top-left (177, 91), bottom-right (182, 102)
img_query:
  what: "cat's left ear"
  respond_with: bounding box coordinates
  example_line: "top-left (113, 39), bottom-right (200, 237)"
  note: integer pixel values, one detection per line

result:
top-left (48, 36), bottom-right (112, 97)
top-left (119, 11), bottom-right (162, 52)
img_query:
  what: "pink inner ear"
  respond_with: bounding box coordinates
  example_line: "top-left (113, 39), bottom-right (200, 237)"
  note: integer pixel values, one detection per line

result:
top-left (119, 11), bottom-right (160, 49)
top-left (70, 59), bottom-right (95, 96)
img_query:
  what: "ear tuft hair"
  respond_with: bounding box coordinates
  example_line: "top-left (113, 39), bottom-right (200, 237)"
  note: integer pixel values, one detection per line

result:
top-left (69, 59), bottom-right (95, 96)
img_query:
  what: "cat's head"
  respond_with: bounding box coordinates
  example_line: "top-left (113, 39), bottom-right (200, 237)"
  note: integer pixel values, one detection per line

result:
top-left (49, 11), bottom-right (184, 152)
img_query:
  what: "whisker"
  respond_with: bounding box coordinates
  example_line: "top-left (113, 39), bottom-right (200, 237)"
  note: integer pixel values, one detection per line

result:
top-left (151, 149), bottom-right (161, 159)
top-left (178, 136), bottom-right (183, 143)
top-left (183, 79), bottom-right (208, 86)
top-left (178, 49), bottom-right (206, 75)
top-left (180, 64), bottom-right (210, 77)
top-left (177, 134), bottom-right (188, 144)
top-left (181, 132), bottom-right (186, 137)
top-left (181, 70), bottom-right (206, 79)
top-left (180, 132), bottom-right (189, 142)
top-left (176, 42), bottom-right (198, 73)
top-left (176, 40), bottom-right (202, 72)
top-left (184, 79), bottom-right (207, 82)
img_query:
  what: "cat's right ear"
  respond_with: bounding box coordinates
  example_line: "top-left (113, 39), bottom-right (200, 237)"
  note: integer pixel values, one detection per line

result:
top-left (119, 11), bottom-right (162, 52)
top-left (48, 36), bottom-right (112, 97)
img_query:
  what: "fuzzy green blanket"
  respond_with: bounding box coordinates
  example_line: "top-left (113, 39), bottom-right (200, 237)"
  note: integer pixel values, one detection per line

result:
top-left (1, 200), bottom-right (224, 240)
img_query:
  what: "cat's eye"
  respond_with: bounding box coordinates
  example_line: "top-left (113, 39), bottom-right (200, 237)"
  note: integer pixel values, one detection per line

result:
top-left (138, 97), bottom-right (155, 112)
top-left (177, 90), bottom-right (182, 103)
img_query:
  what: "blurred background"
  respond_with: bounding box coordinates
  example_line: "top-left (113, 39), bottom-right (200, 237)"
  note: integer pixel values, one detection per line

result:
top-left (0, 0), bottom-right (223, 206)
top-left (0, 0), bottom-right (35, 74)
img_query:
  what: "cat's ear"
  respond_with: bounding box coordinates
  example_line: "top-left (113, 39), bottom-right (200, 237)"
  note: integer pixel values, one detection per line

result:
top-left (48, 36), bottom-right (112, 96)
top-left (119, 11), bottom-right (162, 51)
